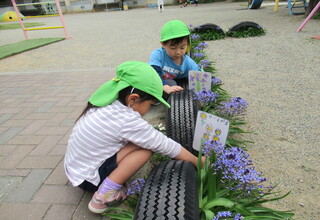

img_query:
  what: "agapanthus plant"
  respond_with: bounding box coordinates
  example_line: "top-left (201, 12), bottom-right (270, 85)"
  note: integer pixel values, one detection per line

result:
top-left (102, 178), bottom-right (146, 219)
top-left (218, 97), bottom-right (248, 118)
top-left (193, 89), bottom-right (218, 112)
top-left (211, 76), bottom-right (222, 86)
top-left (191, 33), bottom-right (201, 41)
top-left (226, 27), bottom-right (266, 38)
top-left (200, 59), bottom-right (216, 73)
top-left (204, 141), bottom-right (268, 199)
top-left (198, 59), bottom-right (211, 69)
top-left (197, 141), bottom-right (294, 220)
top-left (127, 178), bottom-right (145, 195)
top-left (212, 211), bottom-right (243, 220)
top-left (193, 52), bottom-right (206, 63)
top-left (194, 42), bottom-right (209, 51)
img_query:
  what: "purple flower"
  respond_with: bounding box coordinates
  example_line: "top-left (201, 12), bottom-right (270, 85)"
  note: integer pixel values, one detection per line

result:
top-left (212, 76), bottom-right (222, 85)
top-left (211, 211), bottom-right (243, 220)
top-left (193, 89), bottom-right (218, 104)
top-left (204, 142), bottom-right (267, 195)
top-left (194, 46), bottom-right (203, 51)
top-left (202, 140), bottom-right (223, 157)
top-left (233, 213), bottom-right (244, 220)
top-left (212, 211), bottom-right (232, 220)
top-left (127, 178), bottom-right (145, 195)
top-left (219, 97), bottom-right (248, 117)
top-left (198, 42), bottom-right (208, 48)
top-left (198, 59), bottom-right (211, 68)
top-left (193, 53), bottom-right (204, 59)
top-left (191, 34), bottom-right (200, 40)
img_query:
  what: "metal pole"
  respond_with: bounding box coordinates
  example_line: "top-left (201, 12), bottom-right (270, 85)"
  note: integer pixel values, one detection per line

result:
top-left (10, 0), bottom-right (28, 39)
top-left (296, 1), bottom-right (320, 32)
top-left (54, 0), bottom-right (71, 39)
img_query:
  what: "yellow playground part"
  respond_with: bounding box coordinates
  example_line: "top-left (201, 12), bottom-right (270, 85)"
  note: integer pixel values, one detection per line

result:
top-left (24, 26), bottom-right (64, 31)
top-left (10, 0), bottom-right (70, 39)
top-left (274, 0), bottom-right (308, 15)
top-left (0, 11), bottom-right (24, 22)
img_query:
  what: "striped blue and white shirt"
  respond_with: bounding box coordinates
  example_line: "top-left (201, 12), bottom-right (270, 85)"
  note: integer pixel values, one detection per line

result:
top-left (64, 100), bottom-right (181, 186)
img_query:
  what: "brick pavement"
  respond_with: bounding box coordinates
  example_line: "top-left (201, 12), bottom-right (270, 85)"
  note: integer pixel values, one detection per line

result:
top-left (0, 69), bottom-right (164, 219)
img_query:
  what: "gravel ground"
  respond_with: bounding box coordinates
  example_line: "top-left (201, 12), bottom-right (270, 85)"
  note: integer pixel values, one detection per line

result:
top-left (1, 2), bottom-right (319, 219)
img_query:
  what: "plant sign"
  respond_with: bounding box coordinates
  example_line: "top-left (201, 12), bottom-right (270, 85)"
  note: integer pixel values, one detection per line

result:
top-left (188, 70), bottom-right (212, 92)
top-left (193, 111), bottom-right (229, 151)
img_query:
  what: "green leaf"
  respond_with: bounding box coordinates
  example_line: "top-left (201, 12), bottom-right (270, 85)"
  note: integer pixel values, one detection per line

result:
top-left (207, 172), bottom-right (216, 201)
top-left (247, 206), bottom-right (294, 218)
top-left (203, 198), bottom-right (253, 216)
top-left (202, 209), bottom-right (215, 220)
top-left (229, 127), bottom-right (253, 134)
top-left (215, 189), bottom-right (230, 198)
top-left (102, 207), bottom-right (134, 219)
top-left (251, 191), bottom-right (291, 206)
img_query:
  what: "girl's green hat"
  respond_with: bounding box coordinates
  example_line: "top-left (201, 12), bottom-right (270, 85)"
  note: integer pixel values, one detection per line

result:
top-left (89, 61), bottom-right (170, 108)
top-left (160, 20), bottom-right (190, 42)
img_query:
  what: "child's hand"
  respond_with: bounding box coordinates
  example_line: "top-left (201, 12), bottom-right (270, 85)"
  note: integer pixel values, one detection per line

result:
top-left (163, 85), bottom-right (184, 94)
top-left (201, 156), bottom-right (206, 168)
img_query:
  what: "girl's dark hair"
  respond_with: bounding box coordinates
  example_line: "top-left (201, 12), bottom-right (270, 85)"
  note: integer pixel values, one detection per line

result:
top-left (162, 35), bottom-right (189, 46)
top-left (118, 86), bottom-right (157, 104)
top-left (76, 86), bottom-right (157, 122)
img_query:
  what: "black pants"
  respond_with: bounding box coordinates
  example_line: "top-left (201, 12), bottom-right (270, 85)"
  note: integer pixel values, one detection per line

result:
top-left (78, 153), bottom-right (118, 193)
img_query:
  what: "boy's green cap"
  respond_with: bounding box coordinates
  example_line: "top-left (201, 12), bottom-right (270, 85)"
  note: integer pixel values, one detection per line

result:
top-left (161, 20), bottom-right (190, 42)
top-left (89, 61), bottom-right (170, 108)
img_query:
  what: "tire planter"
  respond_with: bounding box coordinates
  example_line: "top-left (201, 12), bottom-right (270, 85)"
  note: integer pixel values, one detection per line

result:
top-left (192, 23), bottom-right (225, 35)
top-left (134, 160), bottom-right (199, 220)
top-left (226, 21), bottom-right (263, 37)
top-left (166, 89), bottom-right (200, 156)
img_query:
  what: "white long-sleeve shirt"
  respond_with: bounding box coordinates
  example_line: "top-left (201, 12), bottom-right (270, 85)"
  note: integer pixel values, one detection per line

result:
top-left (64, 100), bottom-right (182, 186)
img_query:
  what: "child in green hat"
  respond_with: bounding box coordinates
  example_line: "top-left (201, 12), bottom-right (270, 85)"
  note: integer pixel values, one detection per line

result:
top-left (64, 61), bottom-right (201, 214)
top-left (149, 20), bottom-right (201, 95)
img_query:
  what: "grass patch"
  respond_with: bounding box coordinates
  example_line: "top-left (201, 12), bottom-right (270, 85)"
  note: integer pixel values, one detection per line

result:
top-left (0, 22), bottom-right (45, 30)
top-left (0, 38), bottom-right (65, 59)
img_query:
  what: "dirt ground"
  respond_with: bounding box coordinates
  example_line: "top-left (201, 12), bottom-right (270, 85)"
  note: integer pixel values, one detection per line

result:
top-left (1, 2), bottom-right (319, 219)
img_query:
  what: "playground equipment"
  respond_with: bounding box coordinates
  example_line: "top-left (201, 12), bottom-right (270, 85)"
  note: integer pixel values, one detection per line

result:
top-left (10, 0), bottom-right (70, 39)
top-left (0, 10), bottom-right (24, 22)
top-left (248, 0), bottom-right (263, 9)
top-left (287, 0), bottom-right (308, 15)
top-left (145, 0), bottom-right (157, 8)
top-left (274, 0), bottom-right (308, 15)
top-left (296, 1), bottom-right (320, 32)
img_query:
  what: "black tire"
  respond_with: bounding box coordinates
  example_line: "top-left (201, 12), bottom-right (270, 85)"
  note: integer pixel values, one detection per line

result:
top-left (226, 21), bottom-right (263, 37)
top-left (166, 90), bottom-right (200, 156)
top-left (192, 23), bottom-right (225, 35)
top-left (227, 21), bottom-right (263, 33)
top-left (134, 160), bottom-right (199, 220)
top-left (175, 77), bottom-right (189, 89)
